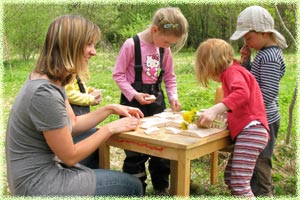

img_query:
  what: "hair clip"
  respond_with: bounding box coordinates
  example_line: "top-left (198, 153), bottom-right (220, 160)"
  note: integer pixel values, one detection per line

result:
top-left (159, 17), bottom-right (164, 23)
top-left (163, 24), bottom-right (179, 29)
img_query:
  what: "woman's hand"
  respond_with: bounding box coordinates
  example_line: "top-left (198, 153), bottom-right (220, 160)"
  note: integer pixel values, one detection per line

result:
top-left (44, 116), bottom-right (140, 167)
top-left (108, 104), bottom-right (144, 118)
top-left (105, 117), bottom-right (140, 134)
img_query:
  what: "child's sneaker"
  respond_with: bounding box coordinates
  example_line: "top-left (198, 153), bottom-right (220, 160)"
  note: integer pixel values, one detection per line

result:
top-left (190, 180), bottom-right (200, 194)
top-left (154, 188), bottom-right (169, 196)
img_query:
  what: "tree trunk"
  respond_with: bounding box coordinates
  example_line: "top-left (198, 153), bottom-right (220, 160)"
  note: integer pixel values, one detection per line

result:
top-left (286, 84), bottom-right (298, 144)
top-left (275, 4), bottom-right (297, 144)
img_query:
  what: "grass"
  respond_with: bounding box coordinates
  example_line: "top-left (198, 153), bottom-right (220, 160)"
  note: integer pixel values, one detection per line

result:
top-left (2, 50), bottom-right (297, 197)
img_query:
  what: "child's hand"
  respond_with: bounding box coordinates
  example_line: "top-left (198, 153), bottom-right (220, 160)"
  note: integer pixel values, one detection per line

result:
top-left (170, 99), bottom-right (181, 112)
top-left (195, 103), bottom-right (228, 128)
top-left (240, 44), bottom-right (251, 64)
top-left (134, 93), bottom-right (156, 105)
top-left (195, 110), bottom-right (217, 128)
top-left (91, 90), bottom-right (102, 105)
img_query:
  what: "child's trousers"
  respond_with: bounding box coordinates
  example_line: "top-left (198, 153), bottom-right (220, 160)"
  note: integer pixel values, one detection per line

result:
top-left (123, 151), bottom-right (170, 194)
top-left (251, 120), bottom-right (279, 196)
top-left (224, 124), bottom-right (268, 197)
top-left (120, 84), bottom-right (168, 194)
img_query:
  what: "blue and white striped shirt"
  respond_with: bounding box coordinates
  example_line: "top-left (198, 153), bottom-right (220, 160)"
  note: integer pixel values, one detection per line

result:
top-left (243, 46), bottom-right (286, 124)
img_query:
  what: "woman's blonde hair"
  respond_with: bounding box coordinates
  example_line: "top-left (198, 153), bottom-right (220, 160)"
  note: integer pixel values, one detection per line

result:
top-left (35, 15), bottom-right (101, 85)
top-left (152, 7), bottom-right (189, 52)
top-left (195, 38), bottom-right (234, 87)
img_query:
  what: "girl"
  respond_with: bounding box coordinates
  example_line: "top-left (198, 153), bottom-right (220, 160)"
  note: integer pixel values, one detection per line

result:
top-left (194, 38), bottom-right (269, 197)
top-left (65, 76), bottom-right (102, 169)
top-left (65, 76), bottom-right (102, 116)
top-left (5, 15), bottom-right (143, 196)
top-left (112, 7), bottom-right (188, 194)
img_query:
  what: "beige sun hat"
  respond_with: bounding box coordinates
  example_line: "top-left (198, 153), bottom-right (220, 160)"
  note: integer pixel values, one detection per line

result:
top-left (230, 5), bottom-right (288, 49)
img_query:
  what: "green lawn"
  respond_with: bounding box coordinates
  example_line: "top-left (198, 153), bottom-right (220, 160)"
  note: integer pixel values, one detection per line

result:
top-left (2, 50), bottom-right (297, 197)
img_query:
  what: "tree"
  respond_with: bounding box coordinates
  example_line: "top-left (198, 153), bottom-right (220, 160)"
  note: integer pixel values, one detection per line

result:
top-left (275, 3), bottom-right (298, 144)
top-left (4, 3), bottom-right (65, 60)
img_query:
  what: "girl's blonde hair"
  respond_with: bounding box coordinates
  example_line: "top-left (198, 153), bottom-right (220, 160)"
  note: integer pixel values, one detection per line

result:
top-left (152, 7), bottom-right (189, 52)
top-left (35, 15), bottom-right (101, 85)
top-left (195, 38), bottom-right (234, 87)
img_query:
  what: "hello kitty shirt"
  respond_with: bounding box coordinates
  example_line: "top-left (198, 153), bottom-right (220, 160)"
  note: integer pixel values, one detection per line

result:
top-left (113, 37), bottom-right (178, 102)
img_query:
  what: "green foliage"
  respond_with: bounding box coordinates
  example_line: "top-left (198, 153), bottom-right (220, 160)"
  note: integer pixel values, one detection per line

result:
top-left (118, 13), bottom-right (149, 41)
top-left (278, 54), bottom-right (297, 135)
top-left (2, 2), bottom-right (296, 61)
top-left (273, 172), bottom-right (284, 182)
top-left (3, 59), bottom-right (35, 96)
top-left (3, 4), bottom-right (63, 60)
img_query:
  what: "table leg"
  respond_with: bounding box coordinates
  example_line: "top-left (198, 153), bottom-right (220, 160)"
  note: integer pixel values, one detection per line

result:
top-left (210, 151), bottom-right (218, 185)
top-left (170, 160), bottom-right (177, 195)
top-left (99, 143), bottom-right (110, 169)
top-left (170, 156), bottom-right (190, 196)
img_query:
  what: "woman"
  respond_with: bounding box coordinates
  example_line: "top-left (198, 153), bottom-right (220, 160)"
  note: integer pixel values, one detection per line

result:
top-left (5, 15), bottom-right (143, 196)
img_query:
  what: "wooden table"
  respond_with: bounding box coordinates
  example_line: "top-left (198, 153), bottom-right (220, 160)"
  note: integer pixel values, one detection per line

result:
top-left (99, 127), bottom-right (232, 196)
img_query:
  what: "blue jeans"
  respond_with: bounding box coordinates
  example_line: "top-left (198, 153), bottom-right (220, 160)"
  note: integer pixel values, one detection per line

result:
top-left (74, 128), bottom-right (143, 196)
top-left (93, 169), bottom-right (143, 196)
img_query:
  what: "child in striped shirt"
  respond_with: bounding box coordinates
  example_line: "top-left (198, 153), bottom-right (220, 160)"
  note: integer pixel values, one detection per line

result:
top-left (230, 5), bottom-right (287, 197)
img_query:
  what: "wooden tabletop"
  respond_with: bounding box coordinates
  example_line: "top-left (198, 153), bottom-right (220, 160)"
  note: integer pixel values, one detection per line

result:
top-left (109, 127), bottom-right (230, 148)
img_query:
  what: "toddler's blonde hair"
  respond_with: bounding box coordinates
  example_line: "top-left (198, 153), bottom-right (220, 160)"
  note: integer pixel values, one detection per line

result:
top-left (152, 7), bottom-right (189, 52)
top-left (195, 38), bottom-right (234, 87)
